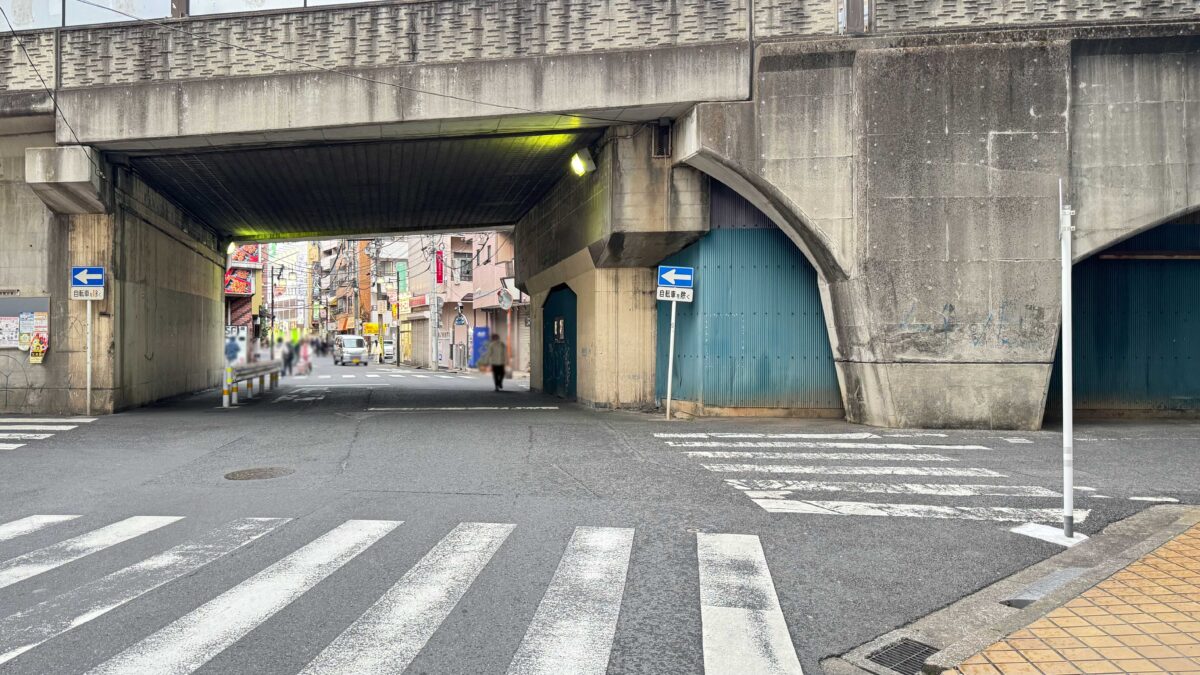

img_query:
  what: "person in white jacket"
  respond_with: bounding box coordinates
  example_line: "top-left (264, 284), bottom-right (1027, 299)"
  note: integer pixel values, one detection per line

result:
top-left (480, 333), bottom-right (508, 391)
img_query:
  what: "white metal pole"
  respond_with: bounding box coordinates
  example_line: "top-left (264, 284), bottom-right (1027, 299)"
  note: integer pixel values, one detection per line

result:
top-left (666, 299), bottom-right (677, 420)
top-left (85, 299), bottom-right (93, 417)
top-left (1060, 178), bottom-right (1075, 539)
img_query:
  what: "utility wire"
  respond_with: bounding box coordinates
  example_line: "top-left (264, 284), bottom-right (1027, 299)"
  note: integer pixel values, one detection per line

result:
top-left (0, 7), bottom-right (105, 179)
top-left (73, 0), bottom-right (633, 127)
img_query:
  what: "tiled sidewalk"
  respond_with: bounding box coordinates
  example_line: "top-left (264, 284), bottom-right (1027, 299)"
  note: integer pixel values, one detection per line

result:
top-left (947, 523), bottom-right (1200, 675)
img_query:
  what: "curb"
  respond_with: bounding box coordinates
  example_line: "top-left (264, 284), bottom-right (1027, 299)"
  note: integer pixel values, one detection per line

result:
top-left (825, 505), bottom-right (1200, 675)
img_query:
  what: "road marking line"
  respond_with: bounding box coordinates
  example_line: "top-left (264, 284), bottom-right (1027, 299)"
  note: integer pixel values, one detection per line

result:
top-left (388, 374), bottom-right (405, 378)
top-left (1010, 522), bottom-right (1088, 547)
top-left (702, 464), bottom-right (1003, 477)
top-left (882, 432), bottom-right (948, 438)
top-left (686, 451), bottom-right (954, 462)
top-left (318, 375), bottom-right (332, 379)
top-left (1003, 438), bottom-right (1034, 444)
top-left (724, 479), bottom-right (1059, 498)
top-left (0, 515), bottom-right (80, 543)
top-left (0, 516), bottom-right (183, 590)
top-left (752, 500), bottom-right (1089, 522)
top-left (437, 375), bottom-right (454, 379)
top-left (0, 444), bottom-right (25, 450)
top-left (300, 522), bottom-right (513, 674)
top-left (0, 418), bottom-right (95, 423)
top-left (293, 376), bottom-right (308, 380)
top-left (0, 518), bottom-right (288, 665)
top-left (367, 406), bottom-right (560, 412)
top-left (697, 533), bottom-right (803, 675)
top-left (366, 374), bottom-right (380, 378)
top-left (667, 440), bottom-right (989, 451)
top-left (656, 432), bottom-right (877, 440)
top-left (458, 376), bottom-right (474, 380)
top-left (507, 526), bottom-right (633, 675)
top-left (0, 433), bottom-right (54, 440)
top-left (90, 519), bottom-right (400, 675)
top-left (413, 374), bottom-right (430, 379)
top-left (0, 425), bottom-right (77, 431)
top-left (341, 375), bottom-right (356, 379)
top-left (1129, 496), bottom-right (1179, 503)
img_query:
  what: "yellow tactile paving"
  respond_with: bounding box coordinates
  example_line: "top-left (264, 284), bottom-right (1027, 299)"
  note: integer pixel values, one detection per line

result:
top-left (946, 524), bottom-right (1200, 675)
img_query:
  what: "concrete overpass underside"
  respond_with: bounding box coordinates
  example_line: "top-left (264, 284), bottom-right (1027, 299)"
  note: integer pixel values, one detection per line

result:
top-left (0, 0), bottom-right (1197, 427)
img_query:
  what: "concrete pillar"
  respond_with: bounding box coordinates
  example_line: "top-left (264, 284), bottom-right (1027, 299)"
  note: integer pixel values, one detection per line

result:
top-left (675, 41), bottom-right (1073, 429)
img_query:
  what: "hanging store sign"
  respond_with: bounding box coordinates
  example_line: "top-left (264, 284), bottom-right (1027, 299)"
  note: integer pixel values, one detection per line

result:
top-left (228, 244), bottom-right (262, 269)
top-left (224, 268), bottom-right (255, 296)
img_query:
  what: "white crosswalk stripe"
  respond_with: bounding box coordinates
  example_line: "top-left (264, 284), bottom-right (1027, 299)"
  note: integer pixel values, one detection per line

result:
top-left (0, 515), bottom-right (827, 672)
top-left (366, 374), bottom-right (380, 378)
top-left (0, 417), bottom-right (98, 450)
top-left (0, 516), bottom-right (182, 590)
top-left (507, 526), bottom-right (634, 675)
top-left (0, 515), bottom-right (80, 543)
top-left (0, 518), bottom-right (287, 665)
top-left (657, 429), bottom-right (1071, 524)
top-left (90, 519), bottom-right (400, 675)
top-left (388, 374), bottom-right (405, 378)
top-left (697, 533), bottom-right (803, 674)
top-left (301, 522), bottom-right (514, 674)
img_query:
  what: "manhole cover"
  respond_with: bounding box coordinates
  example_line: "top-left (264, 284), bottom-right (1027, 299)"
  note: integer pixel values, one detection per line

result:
top-left (224, 467), bottom-right (295, 481)
top-left (866, 638), bottom-right (939, 675)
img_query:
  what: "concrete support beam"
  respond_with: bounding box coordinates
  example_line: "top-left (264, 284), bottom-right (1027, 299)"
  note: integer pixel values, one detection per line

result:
top-left (25, 146), bottom-right (105, 214)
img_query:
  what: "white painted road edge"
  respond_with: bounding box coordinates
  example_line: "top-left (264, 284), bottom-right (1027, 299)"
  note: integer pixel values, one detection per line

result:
top-left (507, 526), bottom-right (635, 675)
top-left (0, 418), bottom-right (96, 423)
top-left (0, 444), bottom-right (25, 450)
top-left (701, 464), bottom-right (1004, 477)
top-left (697, 533), bottom-right (803, 675)
top-left (301, 522), bottom-right (514, 675)
top-left (0, 425), bottom-right (78, 431)
top-left (0, 515), bottom-right (80, 543)
top-left (1010, 522), bottom-right (1089, 547)
top-left (89, 519), bottom-right (400, 675)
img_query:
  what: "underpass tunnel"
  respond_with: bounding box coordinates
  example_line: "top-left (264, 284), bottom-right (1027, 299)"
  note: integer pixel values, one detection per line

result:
top-left (1045, 209), bottom-right (1200, 421)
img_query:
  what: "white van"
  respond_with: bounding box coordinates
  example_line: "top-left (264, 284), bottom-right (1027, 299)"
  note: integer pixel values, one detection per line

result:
top-left (333, 335), bottom-right (368, 366)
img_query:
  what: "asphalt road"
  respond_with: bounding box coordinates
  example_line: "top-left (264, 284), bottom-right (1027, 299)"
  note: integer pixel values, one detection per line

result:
top-left (0, 356), bottom-right (1196, 674)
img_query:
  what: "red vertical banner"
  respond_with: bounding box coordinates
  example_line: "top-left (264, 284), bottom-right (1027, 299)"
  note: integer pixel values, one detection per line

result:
top-left (435, 250), bottom-right (445, 285)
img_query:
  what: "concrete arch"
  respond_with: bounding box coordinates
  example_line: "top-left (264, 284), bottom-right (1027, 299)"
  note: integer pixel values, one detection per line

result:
top-left (1074, 204), bottom-right (1200, 263)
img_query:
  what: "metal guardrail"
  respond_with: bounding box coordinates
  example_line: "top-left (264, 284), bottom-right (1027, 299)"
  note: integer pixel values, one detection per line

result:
top-left (223, 360), bottom-right (283, 408)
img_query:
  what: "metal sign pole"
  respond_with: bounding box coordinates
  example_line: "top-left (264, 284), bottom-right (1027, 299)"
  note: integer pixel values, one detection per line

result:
top-left (86, 299), bottom-right (93, 417)
top-left (666, 299), bottom-right (677, 420)
top-left (1059, 178), bottom-right (1075, 539)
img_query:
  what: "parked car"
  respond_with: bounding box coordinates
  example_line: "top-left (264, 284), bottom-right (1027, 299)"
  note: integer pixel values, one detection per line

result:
top-left (383, 339), bottom-right (395, 362)
top-left (333, 334), bottom-right (368, 366)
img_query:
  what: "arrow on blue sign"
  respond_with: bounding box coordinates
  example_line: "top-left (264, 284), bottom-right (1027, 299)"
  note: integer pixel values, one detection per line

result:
top-left (657, 265), bottom-right (694, 288)
top-left (71, 266), bottom-right (105, 286)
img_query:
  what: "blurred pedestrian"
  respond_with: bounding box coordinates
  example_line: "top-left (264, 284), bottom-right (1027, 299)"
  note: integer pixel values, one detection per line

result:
top-left (480, 333), bottom-right (508, 391)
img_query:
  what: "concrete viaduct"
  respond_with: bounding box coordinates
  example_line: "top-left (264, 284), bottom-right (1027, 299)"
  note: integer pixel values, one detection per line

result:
top-left (0, 0), bottom-right (1197, 428)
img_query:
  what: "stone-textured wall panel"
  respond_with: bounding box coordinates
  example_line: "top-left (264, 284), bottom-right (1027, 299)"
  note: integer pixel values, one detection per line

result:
top-left (0, 33), bottom-right (56, 92)
top-left (753, 0), bottom-right (836, 40)
top-left (58, 0), bottom-right (747, 88)
top-left (875, 0), bottom-right (1197, 33)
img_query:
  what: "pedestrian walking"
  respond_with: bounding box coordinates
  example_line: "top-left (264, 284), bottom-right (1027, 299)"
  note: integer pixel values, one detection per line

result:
top-left (281, 339), bottom-right (294, 376)
top-left (480, 333), bottom-right (508, 391)
top-left (224, 335), bottom-right (239, 364)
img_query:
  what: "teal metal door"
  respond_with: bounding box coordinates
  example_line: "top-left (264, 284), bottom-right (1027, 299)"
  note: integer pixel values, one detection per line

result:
top-left (654, 183), bottom-right (841, 412)
top-left (1048, 219), bottom-right (1200, 415)
top-left (542, 285), bottom-right (577, 400)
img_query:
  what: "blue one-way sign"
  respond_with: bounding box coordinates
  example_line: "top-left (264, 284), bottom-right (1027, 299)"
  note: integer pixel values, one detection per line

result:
top-left (71, 266), bottom-right (105, 286)
top-left (657, 265), bottom-right (694, 288)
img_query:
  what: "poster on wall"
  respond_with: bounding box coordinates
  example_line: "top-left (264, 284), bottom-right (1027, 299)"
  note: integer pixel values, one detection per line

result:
top-left (228, 244), bottom-right (262, 268)
top-left (224, 268), bottom-right (255, 296)
top-left (0, 316), bottom-right (17, 348)
top-left (29, 312), bottom-right (49, 363)
top-left (17, 311), bottom-right (34, 350)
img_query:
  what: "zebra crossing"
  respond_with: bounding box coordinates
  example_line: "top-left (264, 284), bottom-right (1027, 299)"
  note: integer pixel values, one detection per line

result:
top-left (656, 431), bottom-right (1087, 525)
top-left (0, 417), bottom-right (96, 451)
top-left (0, 514), bottom-right (805, 673)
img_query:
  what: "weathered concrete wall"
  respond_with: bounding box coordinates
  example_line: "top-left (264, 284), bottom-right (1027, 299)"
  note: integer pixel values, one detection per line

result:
top-left (110, 169), bottom-right (225, 409)
top-left (0, 130), bottom-right (85, 413)
top-left (517, 125), bottom-right (706, 409)
top-left (681, 40), bottom-right (1072, 428)
top-left (1072, 38), bottom-right (1200, 259)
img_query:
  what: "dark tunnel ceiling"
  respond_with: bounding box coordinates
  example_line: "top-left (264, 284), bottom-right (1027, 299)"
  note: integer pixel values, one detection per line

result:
top-left (126, 130), bottom-right (603, 240)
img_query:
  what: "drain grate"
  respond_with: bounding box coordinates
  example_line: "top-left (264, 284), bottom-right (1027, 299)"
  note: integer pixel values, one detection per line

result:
top-left (866, 638), bottom-right (939, 675)
top-left (224, 467), bottom-right (295, 481)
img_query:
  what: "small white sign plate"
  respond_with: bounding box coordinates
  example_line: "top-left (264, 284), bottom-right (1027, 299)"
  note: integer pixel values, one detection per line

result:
top-left (656, 287), bottom-right (694, 303)
top-left (71, 287), bottom-right (104, 301)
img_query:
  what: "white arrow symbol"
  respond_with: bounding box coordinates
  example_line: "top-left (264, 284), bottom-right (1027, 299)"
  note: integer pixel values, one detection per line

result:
top-left (74, 269), bottom-right (103, 284)
top-left (661, 269), bottom-right (692, 285)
